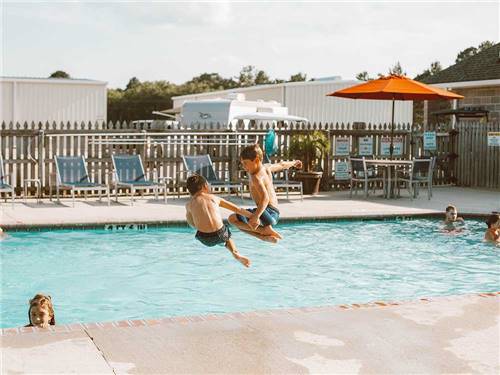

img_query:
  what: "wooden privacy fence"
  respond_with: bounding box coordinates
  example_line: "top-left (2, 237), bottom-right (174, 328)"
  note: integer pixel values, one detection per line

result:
top-left (454, 122), bottom-right (500, 189)
top-left (0, 120), bottom-right (498, 197)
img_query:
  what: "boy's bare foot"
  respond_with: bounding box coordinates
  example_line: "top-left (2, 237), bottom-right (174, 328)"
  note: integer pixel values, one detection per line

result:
top-left (262, 235), bottom-right (279, 244)
top-left (262, 226), bottom-right (283, 240)
top-left (235, 255), bottom-right (251, 268)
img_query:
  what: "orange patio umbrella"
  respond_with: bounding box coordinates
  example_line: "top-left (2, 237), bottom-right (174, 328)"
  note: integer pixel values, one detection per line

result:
top-left (327, 74), bottom-right (464, 156)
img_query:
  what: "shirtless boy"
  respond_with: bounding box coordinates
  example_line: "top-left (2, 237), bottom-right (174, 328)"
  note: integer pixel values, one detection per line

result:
top-left (228, 144), bottom-right (302, 242)
top-left (484, 213), bottom-right (500, 244)
top-left (185, 174), bottom-right (254, 267)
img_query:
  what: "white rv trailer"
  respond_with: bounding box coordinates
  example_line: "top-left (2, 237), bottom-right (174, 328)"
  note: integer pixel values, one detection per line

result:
top-left (172, 77), bottom-right (413, 125)
top-left (154, 93), bottom-right (307, 129)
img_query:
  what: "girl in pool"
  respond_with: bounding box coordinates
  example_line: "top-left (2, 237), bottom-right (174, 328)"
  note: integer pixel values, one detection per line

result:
top-left (484, 213), bottom-right (500, 244)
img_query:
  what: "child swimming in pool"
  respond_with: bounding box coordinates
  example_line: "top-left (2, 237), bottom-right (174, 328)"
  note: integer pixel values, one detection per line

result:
top-left (484, 213), bottom-right (500, 244)
top-left (228, 144), bottom-right (302, 243)
top-left (185, 174), bottom-right (255, 268)
top-left (443, 205), bottom-right (465, 232)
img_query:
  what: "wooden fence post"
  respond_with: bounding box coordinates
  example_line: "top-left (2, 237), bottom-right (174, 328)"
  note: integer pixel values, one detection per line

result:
top-left (37, 129), bottom-right (45, 195)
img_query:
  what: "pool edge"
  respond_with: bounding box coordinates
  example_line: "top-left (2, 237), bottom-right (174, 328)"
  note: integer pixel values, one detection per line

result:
top-left (0, 212), bottom-right (490, 231)
top-left (3, 291), bottom-right (499, 335)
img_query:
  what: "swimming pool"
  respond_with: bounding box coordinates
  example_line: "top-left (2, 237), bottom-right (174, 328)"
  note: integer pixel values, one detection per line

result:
top-left (1, 218), bottom-right (498, 328)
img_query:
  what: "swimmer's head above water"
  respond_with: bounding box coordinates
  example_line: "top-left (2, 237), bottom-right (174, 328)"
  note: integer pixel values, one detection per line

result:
top-left (445, 205), bottom-right (458, 222)
top-left (486, 214), bottom-right (500, 229)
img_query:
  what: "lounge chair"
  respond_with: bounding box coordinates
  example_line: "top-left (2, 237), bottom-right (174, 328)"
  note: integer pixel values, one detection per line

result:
top-left (0, 155), bottom-right (15, 208)
top-left (54, 155), bottom-right (110, 207)
top-left (262, 155), bottom-right (303, 201)
top-left (181, 154), bottom-right (243, 202)
top-left (349, 157), bottom-right (385, 198)
top-left (396, 157), bottom-right (435, 200)
top-left (112, 154), bottom-right (170, 205)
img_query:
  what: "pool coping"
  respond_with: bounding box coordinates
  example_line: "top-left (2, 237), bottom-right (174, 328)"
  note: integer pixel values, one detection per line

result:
top-left (0, 212), bottom-right (490, 231)
top-left (2, 291), bottom-right (499, 335)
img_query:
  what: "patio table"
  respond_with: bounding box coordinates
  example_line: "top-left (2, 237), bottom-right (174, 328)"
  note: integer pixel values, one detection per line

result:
top-left (365, 159), bottom-right (413, 198)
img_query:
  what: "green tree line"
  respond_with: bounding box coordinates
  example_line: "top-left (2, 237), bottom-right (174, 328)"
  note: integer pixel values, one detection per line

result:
top-left (49, 41), bottom-right (495, 122)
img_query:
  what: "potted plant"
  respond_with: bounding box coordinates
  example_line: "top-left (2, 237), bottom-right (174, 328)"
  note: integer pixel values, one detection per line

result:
top-left (288, 131), bottom-right (330, 195)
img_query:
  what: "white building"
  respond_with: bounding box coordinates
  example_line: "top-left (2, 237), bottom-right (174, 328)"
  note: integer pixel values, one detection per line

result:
top-left (0, 77), bottom-right (107, 124)
top-left (172, 78), bottom-right (413, 125)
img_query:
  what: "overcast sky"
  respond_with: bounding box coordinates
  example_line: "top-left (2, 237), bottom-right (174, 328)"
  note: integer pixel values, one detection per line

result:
top-left (2, 1), bottom-right (498, 88)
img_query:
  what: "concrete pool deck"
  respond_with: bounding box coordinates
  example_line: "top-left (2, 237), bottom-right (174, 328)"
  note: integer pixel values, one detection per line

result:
top-left (1, 187), bottom-right (499, 229)
top-left (2, 293), bottom-right (499, 374)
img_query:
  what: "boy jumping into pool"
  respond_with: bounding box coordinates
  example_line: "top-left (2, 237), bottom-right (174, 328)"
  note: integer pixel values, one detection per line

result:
top-left (443, 205), bottom-right (465, 231)
top-left (228, 144), bottom-right (302, 242)
top-left (185, 174), bottom-right (256, 267)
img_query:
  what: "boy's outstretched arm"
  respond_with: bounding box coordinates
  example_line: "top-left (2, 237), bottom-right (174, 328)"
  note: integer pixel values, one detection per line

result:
top-left (219, 198), bottom-right (253, 219)
top-left (267, 160), bottom-right (302, 173)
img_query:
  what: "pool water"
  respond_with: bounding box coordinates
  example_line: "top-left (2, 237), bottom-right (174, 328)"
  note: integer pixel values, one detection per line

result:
top-left (1, 219), bottom-right (499, 328)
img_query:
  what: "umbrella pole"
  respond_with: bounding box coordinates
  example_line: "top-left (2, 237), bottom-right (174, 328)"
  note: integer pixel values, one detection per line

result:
top-left (390, 98), bottom-right (395, 159)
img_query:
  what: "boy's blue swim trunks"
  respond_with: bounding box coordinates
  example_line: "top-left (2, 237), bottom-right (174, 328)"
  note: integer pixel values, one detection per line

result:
top-left (236, 205), bottom-right (280, 227)
top-left (196, 224), bottom-right (231, 247)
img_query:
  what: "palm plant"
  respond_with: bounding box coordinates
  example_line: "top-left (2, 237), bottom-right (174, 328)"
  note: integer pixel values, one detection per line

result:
top-left (288, 131), bottom-right (330, 172)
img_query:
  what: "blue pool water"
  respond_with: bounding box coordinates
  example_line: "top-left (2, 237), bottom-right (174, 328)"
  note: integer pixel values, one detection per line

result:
top-left (1, 219), bottom-right (499, 328)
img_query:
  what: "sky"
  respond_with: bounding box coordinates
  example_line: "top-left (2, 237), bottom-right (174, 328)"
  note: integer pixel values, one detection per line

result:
top-left (1, 1), bottom-right (499, 89)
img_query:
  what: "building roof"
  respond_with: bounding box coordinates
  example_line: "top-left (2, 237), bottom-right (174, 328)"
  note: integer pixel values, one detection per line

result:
top-left (0, 76), bottom-right (107, 85)
top-left (423, 43), bottom-right (500, 84)
top-left (172, 77), bottom-right (359, 100)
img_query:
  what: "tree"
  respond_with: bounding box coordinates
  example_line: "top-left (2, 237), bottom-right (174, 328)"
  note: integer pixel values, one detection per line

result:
top-left (49, 70), bottom-right (70, 78)
top-left (388, 61), bottom-right (406, 76)
top-left (414, 61), bottom-right (442, 81)
top-left (237, 65), bottom-right (256, 87)
top-left (455, 46), bottom-right (477, 63)
top-left (126, 77), bottom-right (141, 90)
top-left (255, 70), bottom-right (271, 85)
top-left (456, 40), bottom-right (496, 63)
top-left (355, 71), bottom-right (371, 81)
top-left (289, 72), bottom-right (307, 82)
top-left (478, 40), bottom-right (495, 52)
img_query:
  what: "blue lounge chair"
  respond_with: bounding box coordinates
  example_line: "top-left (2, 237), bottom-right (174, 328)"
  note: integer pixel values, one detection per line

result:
top-left (54, 155), bottom-right (110, 207)
top-left (112, 154), bottom-right (171, 205)
top-left (182, 154), bottom-right (243, 202)
top-left (0, 155), bottom-right (15, 208)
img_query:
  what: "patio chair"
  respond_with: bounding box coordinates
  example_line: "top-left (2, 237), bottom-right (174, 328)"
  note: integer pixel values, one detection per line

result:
top-left (262, 153), bottom-right (303, 200)
top-left (271, 169), bottom-right (303, 201)
top-left (112, 154), bottom-right (171, 205)
top-left (396, 157), bottom-right (434, 200)
top-left (349, 157), bottom-right (385, 199)
top-left (0, 155), bottom-right (15, 208)
top-left (54, 155), bottom-right (110, 207)
top-left (181, 154), bottom-right (243, 202)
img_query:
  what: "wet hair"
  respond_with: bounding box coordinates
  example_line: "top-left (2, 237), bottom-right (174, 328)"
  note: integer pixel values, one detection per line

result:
top-left (486, 214), bottom-right (500, 228)
top-left (186, 174), bottom-right (207, 195)
top-left (446, 205), bottom-right (457, 213)
top-left (240, 144), bottom-right (263, 162)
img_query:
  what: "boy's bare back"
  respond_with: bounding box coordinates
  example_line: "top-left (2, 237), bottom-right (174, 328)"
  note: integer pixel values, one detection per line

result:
top-left (186, 193), bottom-right (224, 233)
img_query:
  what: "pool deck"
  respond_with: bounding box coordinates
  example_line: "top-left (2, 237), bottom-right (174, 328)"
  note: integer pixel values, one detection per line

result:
top-left (1, 187), bottom-right (499, 229)
top-left (2, 293), bottom-right (499, 374)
